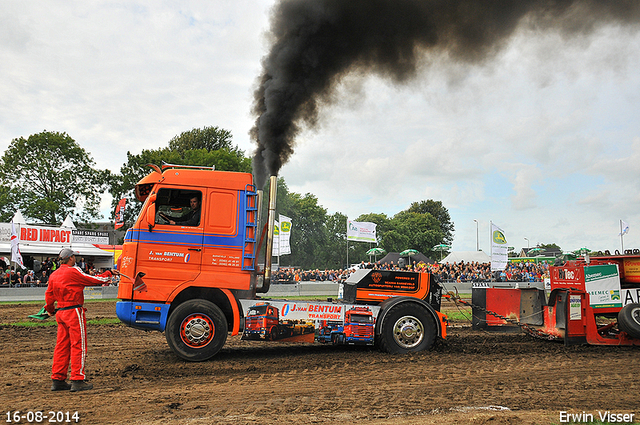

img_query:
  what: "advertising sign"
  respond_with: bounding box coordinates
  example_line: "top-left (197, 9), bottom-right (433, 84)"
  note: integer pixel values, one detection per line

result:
top-left (584, 264), bottom-right (622, 309)
top-left (490, 223), bottom-right (508, 271)
top-left (347, 220), bottom-right (377, 243)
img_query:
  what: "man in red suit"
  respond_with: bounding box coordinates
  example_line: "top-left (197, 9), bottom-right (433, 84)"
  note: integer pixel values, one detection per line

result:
top-left (45, 248), bottom-right (117, 392)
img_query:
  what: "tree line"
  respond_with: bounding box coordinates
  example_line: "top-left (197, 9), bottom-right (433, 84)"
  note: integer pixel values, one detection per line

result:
top-left (0, 129), bottom-right (454, 269)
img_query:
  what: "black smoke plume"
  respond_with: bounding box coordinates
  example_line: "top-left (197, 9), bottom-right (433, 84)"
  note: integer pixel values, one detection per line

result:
top-left (251, 0), bottom-right (640, 188)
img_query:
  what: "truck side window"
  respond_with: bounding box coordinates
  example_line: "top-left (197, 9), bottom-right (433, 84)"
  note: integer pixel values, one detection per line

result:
top-left (156, 189), bottom-right (202, 227)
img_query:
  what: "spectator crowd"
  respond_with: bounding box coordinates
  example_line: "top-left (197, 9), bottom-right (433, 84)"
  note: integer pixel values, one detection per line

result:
top-left (1, 256), bottom-right (117, 288)
top-left (273, 260), bottom-right (550, 284)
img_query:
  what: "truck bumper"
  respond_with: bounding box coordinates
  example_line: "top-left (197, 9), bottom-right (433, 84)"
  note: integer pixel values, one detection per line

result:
top-left (116, 301), bottom-right (170, 332)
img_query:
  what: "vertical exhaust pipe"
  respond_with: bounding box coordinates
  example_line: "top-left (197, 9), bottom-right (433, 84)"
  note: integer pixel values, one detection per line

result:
top-left (259, 175), bottom-right (277, 293)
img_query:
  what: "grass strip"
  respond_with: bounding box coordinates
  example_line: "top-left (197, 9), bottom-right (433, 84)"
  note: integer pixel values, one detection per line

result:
top-left (1, 318), bottom-right (122, 327)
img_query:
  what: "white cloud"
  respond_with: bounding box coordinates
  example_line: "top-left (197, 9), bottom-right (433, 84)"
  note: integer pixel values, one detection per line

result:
top-left (1, 1), bottom-right (640, 254)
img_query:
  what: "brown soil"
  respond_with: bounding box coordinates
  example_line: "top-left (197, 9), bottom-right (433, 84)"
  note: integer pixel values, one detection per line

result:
top-left (1, 300), bottom-right (638, 425)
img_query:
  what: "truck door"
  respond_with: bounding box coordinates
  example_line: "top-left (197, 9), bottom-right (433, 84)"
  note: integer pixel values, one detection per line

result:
top-left (135, 187), bottom-right (204, 300)
top-left (200, 187), bottom-right (250, 289)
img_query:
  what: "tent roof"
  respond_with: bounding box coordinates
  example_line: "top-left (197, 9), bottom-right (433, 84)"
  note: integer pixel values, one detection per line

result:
top-left (439, 251), bottom-right (490, 264)
top-left (378, 251), bottom-right (434, 265)
top-left (11, 210), bottom-right (26, 224)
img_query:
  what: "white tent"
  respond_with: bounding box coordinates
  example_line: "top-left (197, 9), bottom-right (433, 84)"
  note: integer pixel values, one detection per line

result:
top-left (11, 210), bottom-right (26, 224)
top-left (440, 251), bottom-right (490, 264)
top-left (61, 215), bottom-right (76, 229)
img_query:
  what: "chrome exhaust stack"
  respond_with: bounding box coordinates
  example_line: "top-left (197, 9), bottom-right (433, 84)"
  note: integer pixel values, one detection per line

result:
top-left (257, 175), bottom-right (277, 293)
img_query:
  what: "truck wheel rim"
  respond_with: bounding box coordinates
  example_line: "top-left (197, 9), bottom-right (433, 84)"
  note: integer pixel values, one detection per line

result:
top-left (180, 314), bottom-right (214, 348)
top-left (393, 315), bottom-right (424, 349)
top-left (632, 307), bottom-right (640, 325)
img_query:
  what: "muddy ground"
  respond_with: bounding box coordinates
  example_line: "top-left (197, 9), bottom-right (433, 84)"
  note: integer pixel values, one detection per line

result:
top-left (0, 300), bottom-right (638, 425)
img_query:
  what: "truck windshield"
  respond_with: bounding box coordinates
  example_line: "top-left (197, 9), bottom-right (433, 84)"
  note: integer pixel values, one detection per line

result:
top-left (350, 314), bottom-right (373, 323)
top-left (247, 306), bottom-right (268, 316)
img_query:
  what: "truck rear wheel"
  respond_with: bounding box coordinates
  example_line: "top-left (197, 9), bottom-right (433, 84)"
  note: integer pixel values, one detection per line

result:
top-left (165, 299), bottom-right (227, 361)
top-left (618, 303), bottom-right (640, 340)
top-left (379, 303), bottom-right (436, 354)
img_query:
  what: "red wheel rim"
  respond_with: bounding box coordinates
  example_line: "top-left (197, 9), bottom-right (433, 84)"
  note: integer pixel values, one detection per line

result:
top-left (180, 313), bottom-right (215, 348)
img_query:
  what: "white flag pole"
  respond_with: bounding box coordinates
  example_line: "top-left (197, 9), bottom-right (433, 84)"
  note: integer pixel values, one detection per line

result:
top-left (620, 219), bottom-right (624, 253)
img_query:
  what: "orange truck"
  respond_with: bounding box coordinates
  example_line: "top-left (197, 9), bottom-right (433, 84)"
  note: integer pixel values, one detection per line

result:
top-left (242, 302), bottom-right (314, 341)
top-left (116, 165), bottom-right (447, 361)
top-left (316, 306), bottom-right (375, 344)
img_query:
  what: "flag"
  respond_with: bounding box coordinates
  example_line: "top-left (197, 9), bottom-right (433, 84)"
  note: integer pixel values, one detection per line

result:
top-left (115, 198), bottom-right (127, 229)
top-left (490, 222), bottom-right (508, 271)
top-left (347, 220), bottom-right (377, 243)
top-left (620, 220), bottom-right (629, 236)
top-left (272, 220), bottom-right (280, 256)
top-left (278, 214), bottom-right (292, 255)
top-left (10, 221), bottom-right (26, 269)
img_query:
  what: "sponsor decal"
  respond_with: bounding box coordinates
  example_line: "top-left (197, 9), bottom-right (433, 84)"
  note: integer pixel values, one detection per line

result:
top-left (148, 251), bottom-right (186, 262)
top-left (280, 303), bottom-right (344, 320)
top-left (569, 295), bottom-right (582, 320)
top-left (492, 230), bottom-right (506, 245)
top-left (372, 272), bottom-right (382, 283)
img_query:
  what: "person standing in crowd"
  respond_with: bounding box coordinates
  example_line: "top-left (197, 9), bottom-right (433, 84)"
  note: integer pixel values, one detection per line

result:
top-left (44, 248), bottom-right (117, 392)
top-left (23, 270), bottom-right (35, 287)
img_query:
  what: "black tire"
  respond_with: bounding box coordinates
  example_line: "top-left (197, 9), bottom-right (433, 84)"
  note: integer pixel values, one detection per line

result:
top-left (270, 326), bottom-right (278, 341)
top-left (379, 303), bottom-right (436, 354)
top-left (618, 303), bottom-right (640, 340)
top-left (165, 299), bottom-right (227, 361)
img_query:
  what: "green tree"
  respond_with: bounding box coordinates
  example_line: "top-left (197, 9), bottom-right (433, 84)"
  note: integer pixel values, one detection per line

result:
top-left (539, 243), bottom-right (562, 252)
top-left (322, 211), bottom-right (348, 269)
top-left (406, 200), bottom-right (455, 245)
top-left (391, 211), bottom-right (443, 259)
top-left (0, 131), bottom-right (110, 224)
top-left (168, 126), bottom-right (233, 153)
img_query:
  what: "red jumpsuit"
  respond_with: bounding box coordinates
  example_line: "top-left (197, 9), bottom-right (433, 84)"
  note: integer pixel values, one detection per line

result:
top-left (45, 265), bottom-right (112, 381)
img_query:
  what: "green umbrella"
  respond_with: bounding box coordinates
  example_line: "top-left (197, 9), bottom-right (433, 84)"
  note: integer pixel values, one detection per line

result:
top-left (366, 247), bottom-right (386, 256)
top-left (399, 249), bottom-right (419, 265)
top-left (573, 247), bottom-right (592, 256)
top-left (366, 247), bottom-right (386, 261)
top-left (399, 249), bottom-right (419, 256)
top-left (528, 247), bottom-right (546, 256)
top-left (432, 244), bottom-right (452, 261)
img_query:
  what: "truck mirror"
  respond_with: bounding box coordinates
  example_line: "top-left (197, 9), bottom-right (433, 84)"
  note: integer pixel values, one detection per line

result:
top-left (146, 194), bottom-right (157, 229)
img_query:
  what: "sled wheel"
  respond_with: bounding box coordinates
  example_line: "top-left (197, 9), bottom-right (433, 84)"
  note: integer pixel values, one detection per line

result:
top-left (379, 303), bottom-right (436, 354)
top-left (618, 303), bottom-right (640, 340)
top-left (166, 299), bottom-right (227, 361)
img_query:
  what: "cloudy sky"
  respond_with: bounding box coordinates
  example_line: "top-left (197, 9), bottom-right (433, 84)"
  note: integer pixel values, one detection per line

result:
top-left (2, 1), bottom-right (640, 254)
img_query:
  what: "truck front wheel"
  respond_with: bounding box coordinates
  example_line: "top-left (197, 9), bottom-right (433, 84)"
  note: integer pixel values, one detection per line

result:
top-left (379, 303), bottom-right (436, 354)
top-left (165, 299), bottom-right (228, 361)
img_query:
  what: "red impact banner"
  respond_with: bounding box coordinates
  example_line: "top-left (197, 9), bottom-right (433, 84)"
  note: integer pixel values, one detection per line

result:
top-left (115, 198), bottom-right (127, 229)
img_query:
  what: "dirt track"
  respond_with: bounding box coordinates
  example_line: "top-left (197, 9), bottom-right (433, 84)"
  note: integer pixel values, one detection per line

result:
top-left (1, 301), bottom-right (638, 425)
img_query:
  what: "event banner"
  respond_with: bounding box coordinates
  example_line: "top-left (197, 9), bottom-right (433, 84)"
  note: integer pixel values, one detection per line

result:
top-left (272, 215), bottom-right (292, 256)
top-left (490, 223), bottom-right (508, 271)
top-left (114, 198), bottom-right (127, 229)
top-left (584, 264), bottom-right (622, 309)
top-left (347, 220), bottom-right (377, 243)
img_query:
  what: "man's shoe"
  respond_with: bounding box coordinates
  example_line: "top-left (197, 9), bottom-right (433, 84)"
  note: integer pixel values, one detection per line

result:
top-left (70, 380), bottom-right (93, 392)
top-left (51, 379), bottom-right (71, 391)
